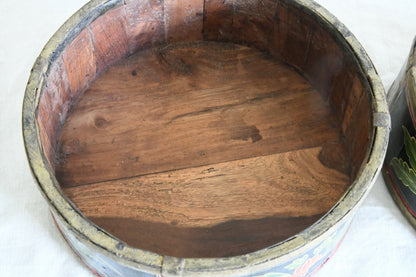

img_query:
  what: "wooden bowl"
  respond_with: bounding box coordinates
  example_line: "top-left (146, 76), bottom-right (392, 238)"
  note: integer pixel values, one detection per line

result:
top-left (383, 37), bottom-right (416, 229)
top-left (23, 0), bottom-right (390, 275)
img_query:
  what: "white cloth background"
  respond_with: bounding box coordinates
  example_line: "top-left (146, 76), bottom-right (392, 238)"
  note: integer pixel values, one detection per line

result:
top-left (1, 0), bottom-right (416, 276)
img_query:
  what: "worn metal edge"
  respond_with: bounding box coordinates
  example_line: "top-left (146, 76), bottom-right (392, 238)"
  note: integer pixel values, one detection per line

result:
top-left (22, 0), bottom-right (165, 275)
top-left (21, 0), bottom-right (391, 276)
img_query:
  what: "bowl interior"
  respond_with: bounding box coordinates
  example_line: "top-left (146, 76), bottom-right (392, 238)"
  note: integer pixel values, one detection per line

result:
top-left (35, 0), bottom-right (372, 258)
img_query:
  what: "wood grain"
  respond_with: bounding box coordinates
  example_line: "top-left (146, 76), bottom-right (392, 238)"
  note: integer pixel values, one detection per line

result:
top-left (56, 42), bottom-right (344, 186)
top-left (63, 147), bottom-right (349, 226)
top-left (202, 0), bottom-right (233, 41)
top-left (54, 41), bottom-right (351, 257)
top-left (64, 146), bottom-right (348, 257)
top-left (31, 0), bottom-right (375, 259)
top-left (37, 56), bottom-right (71, 168)
top-left (124, 0), bottom-right (165, 53)
top-left (232, 0), bottom-right (277, 51)
top-left (88, 6), bottom-right (129, 73)
top-left (164, 0), bottom-right (204, 42)
top-left (62, 28), bottom-right (97, 101)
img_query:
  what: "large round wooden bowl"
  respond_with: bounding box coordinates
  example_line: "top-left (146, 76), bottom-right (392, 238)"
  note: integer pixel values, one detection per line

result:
top-left (23, 0), bottom-right (389, 275)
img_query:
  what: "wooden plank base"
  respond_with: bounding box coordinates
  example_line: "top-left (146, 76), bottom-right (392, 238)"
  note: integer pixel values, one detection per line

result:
top-left (89, 214), bottom-right (325, 258)
top-left (56, 41), bottom-right (351, 257)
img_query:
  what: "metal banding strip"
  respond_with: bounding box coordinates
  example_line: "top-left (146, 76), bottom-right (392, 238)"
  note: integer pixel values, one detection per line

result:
top-left (374, 112), bottom-right (392, 128)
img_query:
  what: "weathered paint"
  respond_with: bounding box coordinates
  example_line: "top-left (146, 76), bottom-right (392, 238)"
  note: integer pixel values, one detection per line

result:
top-left (22, 0), bottom-right (390, 276)
top-left (383, 37), bottom-right (416, 229)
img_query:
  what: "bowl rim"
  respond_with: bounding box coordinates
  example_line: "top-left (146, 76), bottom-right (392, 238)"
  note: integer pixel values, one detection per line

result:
top-left (22, 0), bottom-right (390, 275)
